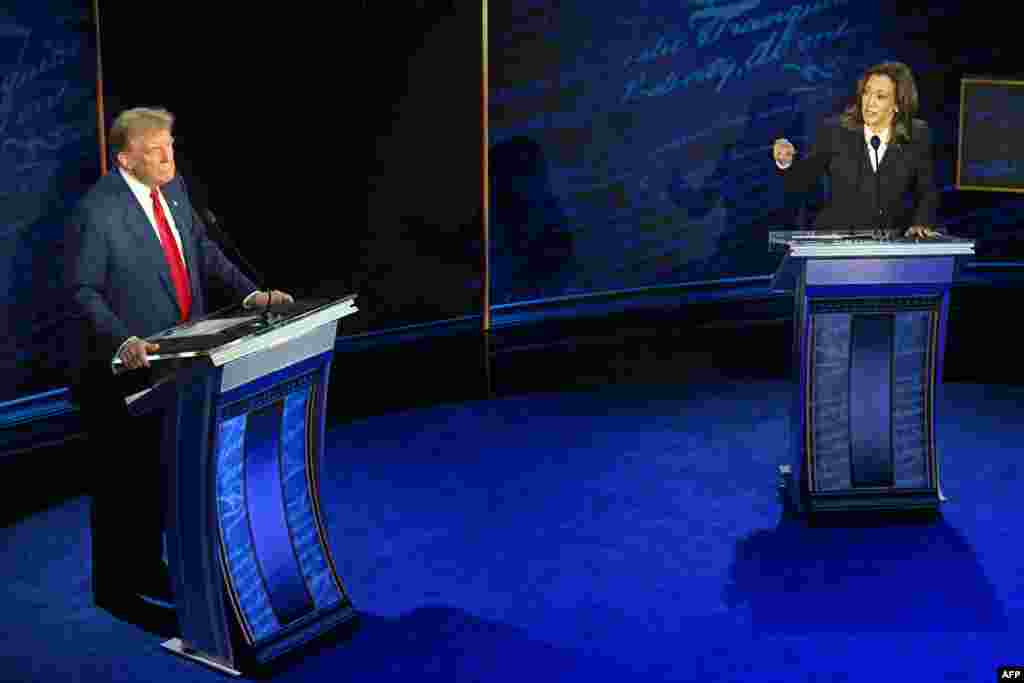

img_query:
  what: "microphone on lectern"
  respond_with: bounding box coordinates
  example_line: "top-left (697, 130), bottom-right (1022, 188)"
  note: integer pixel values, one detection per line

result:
top-left (194, 208), bottom-right (274, 322)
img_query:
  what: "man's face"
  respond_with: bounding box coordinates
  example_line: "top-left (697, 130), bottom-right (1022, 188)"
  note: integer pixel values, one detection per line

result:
top-left (119, 127), bottom-right (176, 188)
top-left (861, 74), bottom-right (897, 130)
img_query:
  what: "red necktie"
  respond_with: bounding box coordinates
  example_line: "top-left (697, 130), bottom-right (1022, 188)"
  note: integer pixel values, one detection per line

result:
top-left (150, 188), bottom-right (192, 321)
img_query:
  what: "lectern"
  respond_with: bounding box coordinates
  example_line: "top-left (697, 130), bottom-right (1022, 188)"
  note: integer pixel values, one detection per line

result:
top-left (770, 233), bottom-right (974, 515)
top-left (121, 295), bottom-right (359, 675)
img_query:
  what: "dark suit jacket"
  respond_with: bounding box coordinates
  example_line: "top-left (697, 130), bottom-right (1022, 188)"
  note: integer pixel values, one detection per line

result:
top-left (781, 116), bottom-right (938, 230)
top-left (65, 170), bottom-right (256, 377)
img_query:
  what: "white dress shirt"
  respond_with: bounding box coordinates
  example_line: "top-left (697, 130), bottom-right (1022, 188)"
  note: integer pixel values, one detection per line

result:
top-left (119, 167), bottom-right (188, 266)
top-left (115, 169), bottom-right (189, 362)
top-left (114, 169), bottom-right (260, 363)
top-left (863, 125), bottom-right (890, 172)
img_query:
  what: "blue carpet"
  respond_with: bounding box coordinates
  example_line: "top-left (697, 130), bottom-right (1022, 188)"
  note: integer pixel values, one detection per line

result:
top-left (1, 380), bottom-right (1022, 681)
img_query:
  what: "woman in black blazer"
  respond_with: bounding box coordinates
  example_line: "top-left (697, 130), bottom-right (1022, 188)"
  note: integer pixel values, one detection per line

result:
top-left (773, 61), bottom-right (940, 238)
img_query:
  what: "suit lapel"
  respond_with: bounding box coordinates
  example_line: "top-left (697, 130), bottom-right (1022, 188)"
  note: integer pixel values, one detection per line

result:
top-left (855, 125), bottom-right (903, 174)
top-left (877, 137), bottom-right (902, 174)
top-left (849, 128), bottom-right (873, 176)
top-left (114, 173), bottom-right (179, 309)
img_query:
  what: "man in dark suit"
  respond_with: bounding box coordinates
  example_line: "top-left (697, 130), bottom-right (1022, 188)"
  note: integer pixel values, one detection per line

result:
top-left (65, 107), bottom-right (292, 616)
top-left (772, 61), bottom-right (940, 239)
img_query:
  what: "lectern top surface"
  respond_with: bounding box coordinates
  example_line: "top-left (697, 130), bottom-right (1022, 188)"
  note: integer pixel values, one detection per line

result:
top-left (769, 230), bottom-right (975, 257)
top-left (112, 293), bottom-right (357, 369)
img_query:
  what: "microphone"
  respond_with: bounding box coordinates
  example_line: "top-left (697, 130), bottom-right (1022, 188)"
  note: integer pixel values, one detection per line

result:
top-left (869, 135), bottom-right (885, 239)
top-left (194, 208), bottom-right (275, 321)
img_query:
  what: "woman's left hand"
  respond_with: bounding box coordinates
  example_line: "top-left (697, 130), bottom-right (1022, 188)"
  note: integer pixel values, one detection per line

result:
top-left (905, 225), bottom-right (940, 239)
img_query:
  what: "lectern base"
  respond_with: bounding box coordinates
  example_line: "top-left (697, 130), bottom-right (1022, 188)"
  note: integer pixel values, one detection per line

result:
top-left (805, 491), bottom-right (942, 514)
top-left (161, 638), bottom-right (241, 677)
top-left (776, 465), bottom-right (945, 517)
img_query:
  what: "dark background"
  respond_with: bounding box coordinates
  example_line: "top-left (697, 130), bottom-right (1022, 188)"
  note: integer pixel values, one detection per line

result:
top-left (488, 0), bottom-right (1024, 305)
top-left (2, 1), bottom-right (1024, 408)
top-left (96, 1), bottom-right (483, 332)
top-left (958, 80), bottom-right (1024, 191)
top-left (1, 3), bottom-right (100, 402)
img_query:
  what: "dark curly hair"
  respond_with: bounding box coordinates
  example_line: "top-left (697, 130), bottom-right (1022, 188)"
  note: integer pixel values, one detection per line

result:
top-left (840, 61), bottom-right (919, 143)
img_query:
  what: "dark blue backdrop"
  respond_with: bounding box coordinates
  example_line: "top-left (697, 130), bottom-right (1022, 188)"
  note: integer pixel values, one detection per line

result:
top-left (4, 1), bottom-right (1024, 414)
top-left (0, 3), bottom-right (98, 403)
top-left (488, 0), bottom-right (1024, 305)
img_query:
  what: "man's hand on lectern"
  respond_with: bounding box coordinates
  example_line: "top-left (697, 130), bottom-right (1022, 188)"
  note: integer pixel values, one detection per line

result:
top-left (120, 338), bottom-right (160, 370)
top-left (247, 290), bottom-right (294, 309)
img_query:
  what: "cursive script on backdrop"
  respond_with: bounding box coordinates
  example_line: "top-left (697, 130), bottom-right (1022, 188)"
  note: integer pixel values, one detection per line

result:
top-left (622, 0), bottom-right (867, 100)
top-left (1, 22), bottom-right (93, 238)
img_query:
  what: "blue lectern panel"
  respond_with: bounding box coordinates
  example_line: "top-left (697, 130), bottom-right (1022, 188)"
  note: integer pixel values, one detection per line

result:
top-left (809, 306), bottom-right (935, 494)
top-left (811, 313), bottom-right (852, 492)
top-left (849, 315), bottom-right (894, 487)
top-left (162, 341), bottom-right (355, 672)
top-left (216, 413), bottom-right (281, 642)
top-left (805, 258), bottom-right (955, 287)
top-left (281, 391), bottom-right (343, 610)
top-left (213, 363), bottom-right (350, 653)
top-left (892, 312), bottom-right (931, 488)
top-left (783, 248), bottom-right (957, 513)
top-left (245, 402), bottom-right (317, 626)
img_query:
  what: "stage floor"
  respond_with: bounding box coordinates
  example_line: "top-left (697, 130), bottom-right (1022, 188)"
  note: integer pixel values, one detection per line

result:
top-left (2, 379), bottom-right (1022, 681)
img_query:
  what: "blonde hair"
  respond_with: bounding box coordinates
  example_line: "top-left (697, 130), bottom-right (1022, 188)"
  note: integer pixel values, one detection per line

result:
top-left (109, 107), bottom-right (175, 155)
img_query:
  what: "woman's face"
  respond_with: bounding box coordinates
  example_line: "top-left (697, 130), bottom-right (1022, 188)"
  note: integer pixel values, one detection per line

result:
top-left (862, 74), bottom-right (898, 130)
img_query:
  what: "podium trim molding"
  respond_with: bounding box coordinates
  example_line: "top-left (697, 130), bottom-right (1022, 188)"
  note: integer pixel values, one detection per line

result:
top-left (161, 638), bottom-right (242, 677)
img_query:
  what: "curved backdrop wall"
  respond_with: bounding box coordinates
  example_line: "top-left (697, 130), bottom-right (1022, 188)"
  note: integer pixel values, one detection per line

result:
top-left (487, 0), bottom-right (1024, 307)
top-left (0, 3), bottom-right (99, 404)
top-left (3, 1), bottom-right (1024, 426)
